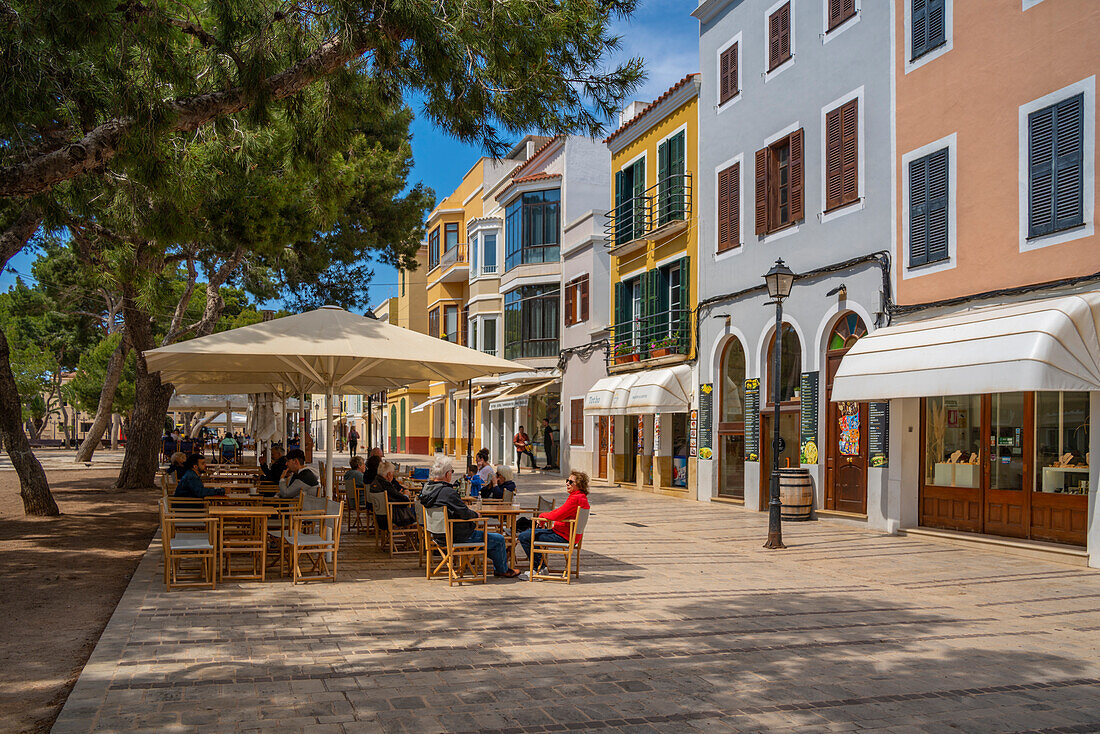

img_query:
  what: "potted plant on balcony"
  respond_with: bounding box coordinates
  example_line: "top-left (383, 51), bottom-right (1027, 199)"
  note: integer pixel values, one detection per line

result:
top-left (613, 341), bottom-right (638, 365)
top-left (648, 335), bottom-right (679, 358)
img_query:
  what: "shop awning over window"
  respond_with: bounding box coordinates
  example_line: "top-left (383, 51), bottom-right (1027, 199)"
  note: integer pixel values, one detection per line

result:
top-left (488, 379), bottom-right (557, 411)
top-left (411, 395), bottom-right (445, 414)
top-left (831, 293), bottom-right (1100, 402)
top-left (584, 365), bottom-right (693, 415)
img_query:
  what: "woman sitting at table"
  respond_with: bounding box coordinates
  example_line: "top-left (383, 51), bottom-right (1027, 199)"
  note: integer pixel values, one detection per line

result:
top-left (166, 452), bottom-right (188, 483)
top-left (344, 456), bottom-right (368, 507)
top-left (173, 454), bottom-right (226, 499)
top-left (481, 464), bottom-right (516, 500)
top-left (369, 461), bottom-right (416, 529)
top-left (517, 470), bottom-right (590, 572)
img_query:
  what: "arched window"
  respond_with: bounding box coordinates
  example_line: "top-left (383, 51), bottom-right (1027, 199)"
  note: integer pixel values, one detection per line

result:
top-left (399, 398), bottom-right (407, 452)
top-left (720, 338), bottom-right (746, 425)
top-left (829, 312), bottom-right (867, 352)
top-left (767, 324), bottom-right (802, 404)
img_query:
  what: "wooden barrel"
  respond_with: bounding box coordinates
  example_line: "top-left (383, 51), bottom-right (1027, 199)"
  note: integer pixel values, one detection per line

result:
top-left (777, 468), bottom-right (814, 521)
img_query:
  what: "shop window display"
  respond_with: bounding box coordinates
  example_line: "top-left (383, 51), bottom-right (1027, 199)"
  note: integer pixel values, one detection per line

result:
top-left (925, 395), bottom-right (982, 488)
top-left (1035, 392), bottom-right (1090, 495)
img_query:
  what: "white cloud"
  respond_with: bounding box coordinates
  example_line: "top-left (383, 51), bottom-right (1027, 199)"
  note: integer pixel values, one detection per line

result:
top-left (609, 0), bottom-right (700, 103)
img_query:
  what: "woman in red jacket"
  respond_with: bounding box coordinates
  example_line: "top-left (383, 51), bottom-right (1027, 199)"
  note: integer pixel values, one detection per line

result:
top-left (517, 471), bottom-right (590, 572)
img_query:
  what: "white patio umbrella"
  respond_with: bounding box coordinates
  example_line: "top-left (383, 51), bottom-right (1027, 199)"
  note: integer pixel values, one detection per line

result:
top-left (144, 305), bottom-right (523, 494)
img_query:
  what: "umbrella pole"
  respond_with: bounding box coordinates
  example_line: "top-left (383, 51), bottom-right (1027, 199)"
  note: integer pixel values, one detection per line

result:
top-left (466, 380), bottom-right (473, 472)
top-left (325, 386), bottom-right (334, 499)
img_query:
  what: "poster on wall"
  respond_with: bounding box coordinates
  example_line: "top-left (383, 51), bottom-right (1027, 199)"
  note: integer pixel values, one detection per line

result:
top-left (869, 402), bottom-right (890, 467)
top-left (636, 414), bottom-right (644, 455)
top-left (744, 378), bottom-right (760, 461)
top-left (698, 383), bottom-right (713, 460)
top-left (799, 371), bottom-right (819, 464)
top-left (689, 409), bottom-right (698, 457)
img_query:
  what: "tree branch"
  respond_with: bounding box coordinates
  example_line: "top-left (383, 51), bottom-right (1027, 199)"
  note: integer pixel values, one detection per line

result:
top-left (0, 33), bottom-right (374, 198)
top-left (0, 205), bottom-right (42, 273)
top-left (161, 253), bottom-right (198, 346)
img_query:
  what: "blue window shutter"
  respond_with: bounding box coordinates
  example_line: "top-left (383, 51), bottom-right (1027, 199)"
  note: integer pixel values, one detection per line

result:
top-left (908, 155), bottom-right (929, 267)
top-left (927, 0), bottom-right (946, 50)
top-left (1053, 93), bottom-right (1085, 233)
top-left (911, 0), bottom-right (928, 59)
top-left (912, 0), bottom-right (945, 60)
top-left (1029, 104), bottom-right (1056, 237)
top-left (926, 148), bottom-right (950, 264)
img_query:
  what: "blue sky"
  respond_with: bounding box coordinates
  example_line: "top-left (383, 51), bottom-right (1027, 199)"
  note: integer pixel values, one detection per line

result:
top-left (1, 2), bottom-right (700, 311)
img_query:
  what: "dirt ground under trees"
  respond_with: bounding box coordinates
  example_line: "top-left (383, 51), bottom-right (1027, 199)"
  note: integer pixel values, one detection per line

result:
top-left (0, 467), bottom-right (157, 733)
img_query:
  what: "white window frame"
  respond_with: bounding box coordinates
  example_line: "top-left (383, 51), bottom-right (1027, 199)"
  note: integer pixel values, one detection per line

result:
top-left (480, 315), bottom-right (501, 357)
top-left (818, 85), bottom-right (866, 224)
top-left (470, 232), bottom-right (480, 280)
top-left (821, 0), bottom-right (860, 43)
top-left (715, 32), bottom-right (743, 114)
top-left (763, 0), bottom-right (796, 83)
top-left (1018, 76), bottom-right (1096, 253)
top-left (566, 395), bottom-right (590, 451)
top-left (904, 0), bottom-right (953, 75)
top-left (901, 132), bottom-right (957, 279)
top-left (713, 152), bottom-right (745, 262)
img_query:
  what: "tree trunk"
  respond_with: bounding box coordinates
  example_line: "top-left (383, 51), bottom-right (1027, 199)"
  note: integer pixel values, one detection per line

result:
top-left (74, 333), bottom-right (128, 462)
top-left (0, 327), bottom-right (57, 515)
top-left (115, 298), bottom-right (172, 489)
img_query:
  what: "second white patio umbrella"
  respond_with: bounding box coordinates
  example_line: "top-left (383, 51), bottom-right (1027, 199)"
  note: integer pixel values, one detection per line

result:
top-left (144, 305), bottom-right (523, 494)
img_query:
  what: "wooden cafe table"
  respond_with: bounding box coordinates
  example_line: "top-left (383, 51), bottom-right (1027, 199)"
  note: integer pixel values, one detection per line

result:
top-left (207, 504), bottom-right (277, 581)
top-left (467, 502), bottom-right (531, 568)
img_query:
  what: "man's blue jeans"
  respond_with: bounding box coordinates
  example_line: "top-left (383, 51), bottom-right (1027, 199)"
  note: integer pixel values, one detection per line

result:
top-left (516, 528), bottom-right (568, 568)
top-left (464, 530), bottom-right (510, 575)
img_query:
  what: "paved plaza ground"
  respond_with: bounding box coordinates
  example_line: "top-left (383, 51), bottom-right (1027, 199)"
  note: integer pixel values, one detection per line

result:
top-left (49, 471), bottom-right (1100, 734)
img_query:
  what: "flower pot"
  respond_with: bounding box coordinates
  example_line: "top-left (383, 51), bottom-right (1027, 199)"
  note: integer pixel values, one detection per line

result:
top-left (649, 347), bottom-right (673, 358)
top-left (615, 354), bottom-right (639, 365)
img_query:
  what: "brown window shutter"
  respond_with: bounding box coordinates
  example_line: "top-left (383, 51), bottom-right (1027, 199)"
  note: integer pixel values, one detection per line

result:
top-left (717, 166), bottom-right (730, 250)
top-left (564, 283), bottom-right (575, 326)
top-left (828, 0), bottom-right (841, 29)
top-left (841, 99), bottom-right (859, 205)
top-left (720, 44), bottom-right (738, 104)
top-left (768, 11), bottom-right (781, 70)
top-left (755, 148), bottom-right (769, 235)
top-left (779, 3), bottom-right (791, 62)
top-left (729, 162), bottom-right (740, 246)
top-left (824, 107), bottom-right (843, 210)
top-left (580, 277), bottom-right (589, 321)
top-left (789, 128), bottom-right (804, 223)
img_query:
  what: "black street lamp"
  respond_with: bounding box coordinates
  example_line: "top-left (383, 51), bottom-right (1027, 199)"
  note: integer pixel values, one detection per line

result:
top-left (763, 258), bottom-right (795, 550)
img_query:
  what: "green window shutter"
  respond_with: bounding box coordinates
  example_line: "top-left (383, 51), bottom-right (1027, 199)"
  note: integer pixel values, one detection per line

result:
top-left (658, 140), bottom-right (670, 225)
top-left (615, 169), bottom-right (627, 244)
top-left (614, 280), bottom-right (626, 343)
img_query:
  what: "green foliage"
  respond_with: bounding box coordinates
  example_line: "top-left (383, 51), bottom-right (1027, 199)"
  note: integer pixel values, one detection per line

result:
top-left (65, 331), bottom-right (136, 415)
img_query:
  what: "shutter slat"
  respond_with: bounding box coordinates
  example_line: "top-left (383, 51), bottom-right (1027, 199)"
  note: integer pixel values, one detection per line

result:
top-left (580, 277), bottom-right (589, 322)
top-left (789, 128), bottom-right (804, 223)
top-left (825, 107), bottom-right (843, 210)
top-left (717, 166), bottom-right (730, 250)
top-left (730, 162), bottom-right (740, 246)
top-left (768, 10), bottom-right (781, 70)
top-left (755, 148), bottom-right (768, 235)
top-left (1029, 105), bottom-right (1056, 237)
top-left (780, 3), bottom-right (791, 62)
top-left (926, 148), bottom-right (950, 263)
top-left (908, 156), bottom-right (929, 267)
top-left (927, 0), bottom-right (946, 50)
top-left (912, 0), bottom-right (928, 58)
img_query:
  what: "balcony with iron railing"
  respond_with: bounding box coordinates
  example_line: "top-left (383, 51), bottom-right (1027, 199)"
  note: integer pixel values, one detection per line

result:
top-left (608, 307), bottom-right (691, 368)
top-left (604, 172), bottom-right (693, 255)
top-left (436, 242), bottom-right (469, 282)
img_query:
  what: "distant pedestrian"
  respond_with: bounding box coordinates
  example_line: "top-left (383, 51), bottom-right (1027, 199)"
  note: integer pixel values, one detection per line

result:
top-left (541, 418), bottom-right (557, 470)
top-left (348, 426), bottom-right (359, 457)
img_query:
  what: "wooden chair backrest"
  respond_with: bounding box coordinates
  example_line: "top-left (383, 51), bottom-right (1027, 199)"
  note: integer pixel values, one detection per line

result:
top-left (536, 496), bottom-right (554, 513)
top-left (503, 489), bottom-right (514, 503)
top-left (573, 507), bottom-right (591, 536)
top-left (368, 490), bottom-right (387, 516)
top-left (425, 506), bottom-right (448, 536)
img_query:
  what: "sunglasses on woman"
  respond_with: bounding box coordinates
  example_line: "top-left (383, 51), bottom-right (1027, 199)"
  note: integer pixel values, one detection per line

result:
top-left (566, 478), bottom-right (577, 486)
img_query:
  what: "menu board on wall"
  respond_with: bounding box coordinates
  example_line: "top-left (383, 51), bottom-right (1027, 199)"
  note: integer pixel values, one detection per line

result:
top-left (744, 378), bottom-right (760, 461)
top-left (869, 401), bottom-right (890, 468)
top-left (689, 410), bottom-right (698, 457)
top-left (799, 371), bottom-right (819, 464)
top-left (698, 383), bottom-right (713, 460)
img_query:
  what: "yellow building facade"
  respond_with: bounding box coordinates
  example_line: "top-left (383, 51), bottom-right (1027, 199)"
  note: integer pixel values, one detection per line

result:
top-left (602, 74), bottom-right (700, 495)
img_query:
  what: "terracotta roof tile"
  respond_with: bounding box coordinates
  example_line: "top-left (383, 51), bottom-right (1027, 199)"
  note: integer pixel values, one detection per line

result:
top-left (499, 172), bottom-right (562, 199)
top-left (604, 73), bottom-right (700, 145)
top-left (509, 135), bottom-right (563, 179)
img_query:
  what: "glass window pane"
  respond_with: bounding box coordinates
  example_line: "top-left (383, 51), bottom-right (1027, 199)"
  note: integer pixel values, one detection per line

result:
top-left (989, 393), bottom-right (1026, 491)
top-left (1035, 392), bottom-right (1090, 494)
top-left (721, 340), bottom-right (746, 423)
top-left (924, 395), bottom-right (982, 488)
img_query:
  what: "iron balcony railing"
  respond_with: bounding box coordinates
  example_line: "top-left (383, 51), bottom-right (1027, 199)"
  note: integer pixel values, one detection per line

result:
top-left (609, 307), bottom-right (691, 366)
top-left (604, 172), bottom-right (693, 248)
top-left (440, 242), bottom-right (468, 270)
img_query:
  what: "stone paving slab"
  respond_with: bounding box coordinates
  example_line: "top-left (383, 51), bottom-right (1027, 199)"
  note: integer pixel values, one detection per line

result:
top-left (50, 477), bottom-right (1100, 733)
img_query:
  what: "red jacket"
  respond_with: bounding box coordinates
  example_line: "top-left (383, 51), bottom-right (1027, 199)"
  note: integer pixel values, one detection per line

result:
top-left (538, 489), bottom-right (590, 541)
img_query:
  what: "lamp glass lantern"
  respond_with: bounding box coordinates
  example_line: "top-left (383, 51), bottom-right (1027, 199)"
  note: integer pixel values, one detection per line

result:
top-left (764, 258), bottom-right (795, 300)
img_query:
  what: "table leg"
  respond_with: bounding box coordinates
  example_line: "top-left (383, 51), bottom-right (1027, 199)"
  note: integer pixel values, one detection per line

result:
top-left (259, 516), bottom-right (268, 581)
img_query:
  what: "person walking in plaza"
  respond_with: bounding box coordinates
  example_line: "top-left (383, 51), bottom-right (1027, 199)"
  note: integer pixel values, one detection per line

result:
top-left (541, 417), bottom-right (557, 470)
top-left (513, 426), bottom-right (537, 472)
top-left (348, 426), bottom-right (359, 457)
top-left (418, 456), bottom-right (521, 578)
top-left (517, 470), bottom-right (589, 574)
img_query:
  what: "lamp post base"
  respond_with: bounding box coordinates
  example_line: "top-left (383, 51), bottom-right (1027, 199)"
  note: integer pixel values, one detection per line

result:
top-left (763, 531), bottom-right (787, 550)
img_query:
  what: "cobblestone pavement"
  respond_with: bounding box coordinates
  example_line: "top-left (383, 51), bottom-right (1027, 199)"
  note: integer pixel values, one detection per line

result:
top-left (51, 476), bottom-right (1100, 734)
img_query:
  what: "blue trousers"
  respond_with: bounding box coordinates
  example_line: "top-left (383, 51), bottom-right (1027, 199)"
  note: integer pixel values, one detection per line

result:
top-left (516, 528), bottom-right (568, 568)
top-left (464, 530), bottom-right (510, 575)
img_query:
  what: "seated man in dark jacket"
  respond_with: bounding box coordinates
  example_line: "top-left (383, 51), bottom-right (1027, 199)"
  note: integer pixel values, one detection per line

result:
top-left (173, 454), bottom-right (225, 499)
top-left (260, 446), bottom-right (287, 484)
top-left (370, 461), bottom-right (416, 528)
top-left (417, 456), bottom-right (520, 578)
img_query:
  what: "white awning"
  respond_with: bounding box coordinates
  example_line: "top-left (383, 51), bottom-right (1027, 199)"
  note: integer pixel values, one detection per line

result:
top-left (488, 379), bottom-right (557, 411)
top-left (411, 395), bottom-right (445, 414)
top-left (584, 366), bottom-right (693, 415)
top-left (831, 292), bottom-right (1100, 402)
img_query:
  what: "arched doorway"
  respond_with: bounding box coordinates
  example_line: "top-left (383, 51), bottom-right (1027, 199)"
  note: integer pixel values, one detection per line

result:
top-left (718, 338), bottom-right (746, 499)
top-left (399, 398), bottom-right (407, 452)
top-left (825, 312), bottom-right (868, 514)
top-left (390, 406), bottom-right (398, 453)
top-left (760, 323), bottom-right (802, 509)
